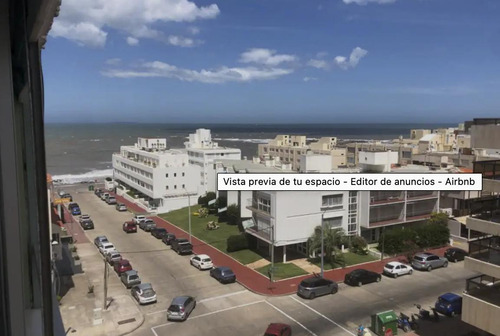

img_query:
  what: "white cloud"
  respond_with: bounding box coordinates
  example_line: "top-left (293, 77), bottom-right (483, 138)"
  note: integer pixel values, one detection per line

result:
top-left (343, 0), bottom-right (397, 5)
top-left (126, 37), bottom-right (139, 46)
top-left (102, 61), bottom-right (293, 83)
top-left (307, 59), bottom-right (329, 70)
top-left (167, 35), bottom-right (195, 47)
top-left (239, 48), bottom-right (297, 66)
top-left (50, 0), bottom-right (220, 47)
top-left (188, 26), bottom-right (200, 35)
top-left (303, 77), bottom-right (318, 82)
top-left (334, 47), bottom-right (368, 70)
top-left (105, 58), bottom-right (122, 65)
top-left (316, 51), bottom-right (328, 58)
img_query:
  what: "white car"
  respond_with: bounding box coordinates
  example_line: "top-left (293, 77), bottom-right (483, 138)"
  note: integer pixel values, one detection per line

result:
top-left (190, 254), bottom-right (213, 270)
top-left (383, 261), bottom-right (413, 278)
top-left (133, 215), bottom-right (146, 224)
top-left (79, 214), bottom-right (91, 223)
top-left (99, 243), bottom-right (116, 255)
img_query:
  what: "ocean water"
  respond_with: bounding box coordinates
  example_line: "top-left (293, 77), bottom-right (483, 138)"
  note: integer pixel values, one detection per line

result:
top-left (45, 123), bottom-right (453, 183)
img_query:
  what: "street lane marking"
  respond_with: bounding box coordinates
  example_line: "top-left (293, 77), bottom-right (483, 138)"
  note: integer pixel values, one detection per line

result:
top-left (265, 301), bottom-right (317, 336)
top-left (151, 300), bottom-right (265, 334)
top-left (290, 296), bottom-right (355, 336)
top-left (146, 289), bottom-right (249, 315)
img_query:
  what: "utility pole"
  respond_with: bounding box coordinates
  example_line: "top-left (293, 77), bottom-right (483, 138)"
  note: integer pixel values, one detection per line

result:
top-left (320, 212), bottom-right (325, 277)
top-left (270, 224), bottom-right (274, 283)
top-left (380, 226), bottom-right (386, 261)
top-left (103, 258), bottom-right (108, 310)
top-left (184, 188), bottom-right (192, 243)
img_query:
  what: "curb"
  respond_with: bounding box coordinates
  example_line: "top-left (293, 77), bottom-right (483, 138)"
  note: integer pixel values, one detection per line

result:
top-left (117, 311), bottom-right (145, 336)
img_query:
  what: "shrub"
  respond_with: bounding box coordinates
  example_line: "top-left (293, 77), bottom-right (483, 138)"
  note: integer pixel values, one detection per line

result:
top-left (227, 234), bottom-right (248, 252)
top-left (71, 246), bottom-right (77, 253)
top-left (379, 228), bottom-right (417, 255)
top-left (350, 235), bottom-right (368, 255)
top-left (197, 192), bottom-right (217, 207)
top-left (226, 204), bottom-right (240, 226)
top-left (415, 223), bottom-right (450, 248)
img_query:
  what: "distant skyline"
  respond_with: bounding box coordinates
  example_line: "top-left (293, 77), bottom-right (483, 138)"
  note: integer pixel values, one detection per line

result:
top-left (43, 0), bottom-right (500, 123)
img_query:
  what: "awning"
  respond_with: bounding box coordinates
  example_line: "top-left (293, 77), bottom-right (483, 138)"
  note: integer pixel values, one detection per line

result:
top-left (242, 218), bottom-right (255, 230)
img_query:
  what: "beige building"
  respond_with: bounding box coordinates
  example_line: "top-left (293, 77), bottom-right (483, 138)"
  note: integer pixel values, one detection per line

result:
top-left (346, 141), bottom-right (416, 167)
top-left (468, 118), bottom-right (500, 150)
top-left (410, 129), bottom-right (431, 140)
top-left (461, 160), bottom-right (500, 336)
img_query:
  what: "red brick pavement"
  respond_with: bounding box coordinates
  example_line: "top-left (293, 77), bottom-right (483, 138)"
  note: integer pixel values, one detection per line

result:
top-left (113, 192), bottom-right (450, 296)
top-left (61, 205), bottom-right (90, 244)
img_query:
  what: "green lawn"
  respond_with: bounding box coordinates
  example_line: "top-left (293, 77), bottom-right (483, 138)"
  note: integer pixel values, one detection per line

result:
top-left (159, 205), bottom-right (262, 265)
top-left (309, 252), bottom-right (378, 270)
top-left (256, 263), bottom-right (308, 281)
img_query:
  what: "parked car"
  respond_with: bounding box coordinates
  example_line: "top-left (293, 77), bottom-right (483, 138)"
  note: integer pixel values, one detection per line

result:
top-left (344, 269), bottom-right (381, 287)
top-left (162, 233), bottom-right (176, 245)
top-left (166, 296), bottom-right (196, 321)
top-left (383, 261), bottom-right (413, 278)
top-left (68, 202), bottom-right (81, 215)
top-left (264, 323), bottom-right (292, 336)
top-left (79, 214), bottom-right (91, 223)
top-left (131, 283), bottom-right (157, 305)
top-left (123, 221), bottom-right (137, 233)
top-left (133, 215), bottom-right (146, 224)
top-left (140, 219), bottom-right (156, 231)
top-left (116, 203), bottom-right (127, 211)
top-left (58, 190), bottom-right (66, 197)
top-left (435, 293), bottom-right (462, 316)
top-left (171, 238), bottom-right (193, 255)
top-left (151, 227), bottom-right (167, 239)
top-left (411, 252), bottom-right (448, 271)
top-left (297, 276), bottom-right (338, 299)
top-left (120, 270), bottom-right (141, 288)
top-left (94, 188), bottom-right (102, 196)
top-left (99, 243), bottom-right (116, 255)
top-left (80, 218), bottom-right (94, 230)
top-left (210, 266), bottom-right (236, 284)
top-left (68, 202), bottom-right (79, 210)
top-left (100, 192), bottom-right (109, 201)
top-left (94, 236), bottom-right (108, 248)
top-left (61, 193), bottom-right (72, 201)
top-left (106, 251), bottom-right (122, 265)
top-left (190, 254), bottom-right (213, 270)
top-left (114, 259), bottom-right (133, 275)
top-left (444, 248), bottom-right (468, 263)
top-left (106, 196), bottom-right (117, 205)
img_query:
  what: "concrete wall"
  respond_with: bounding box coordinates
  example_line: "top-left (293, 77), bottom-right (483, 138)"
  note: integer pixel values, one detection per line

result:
top-left (464, 257), bottom-right (500, 279)
top-left (462, 293), bottom-right (500, 335)
top-left (466, 217), bottom-right (500, 236)
top-left (471, 124), bottom-right (500, 149)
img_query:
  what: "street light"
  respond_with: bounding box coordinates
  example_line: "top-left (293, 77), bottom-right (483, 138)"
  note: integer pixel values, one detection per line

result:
top-left (184, 188), bottom-right (192, 243)
top-left (320, 210), bottom-right (327, 278)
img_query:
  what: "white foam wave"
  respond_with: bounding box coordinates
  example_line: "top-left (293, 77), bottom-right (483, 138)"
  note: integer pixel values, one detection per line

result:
top-left (213, 137), bottom-right (271, 144)
top-left (52, 169), bottom-right (113, 185)
top-left (89, 139), bottom-right (101, 142)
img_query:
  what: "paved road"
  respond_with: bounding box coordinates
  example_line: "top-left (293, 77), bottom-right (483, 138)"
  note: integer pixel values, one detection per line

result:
top-left (65, 185), bottom-right (487, 336)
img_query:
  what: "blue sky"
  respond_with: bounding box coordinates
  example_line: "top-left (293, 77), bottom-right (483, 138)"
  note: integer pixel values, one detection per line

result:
top-left (43, 0), bottom-right (500, 123)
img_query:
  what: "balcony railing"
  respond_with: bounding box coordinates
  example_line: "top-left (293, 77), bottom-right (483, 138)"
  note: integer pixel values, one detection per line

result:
top-left (407, 191), bottom-right (438, 199)
top-left (370, 191), bottom-right (404, 205)
top-left (469, 236), bottom-right (500, 267)
top-left (465, 274), bottom-right (500, 307)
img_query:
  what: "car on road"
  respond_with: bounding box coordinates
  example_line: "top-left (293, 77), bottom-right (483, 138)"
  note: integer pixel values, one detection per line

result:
top-left (161, 233), bottom-right (176, 245)
top-left (139, 219), bottom-right (156, 231)
top-left (106, 251), bottom-right (122, 265)
top-left (61, 193), bottom-right (72, 201)
top-left (383, 261), bottom-right (413, 278)
top-left (68, 202), bottom-right (81, 215)
top-left (116, 203), bottom-right (127, 211)
top-left (190, 254), bottom-right (213, 270)
top-left (411, 252), bottom-right (448, 271)
top-left (151, 227), bottom-right (167, 239)
top-left (435, 293), bottom-right (462, 316)
top-left (100, 192), bottom-right (109, 201)
top-left (210, 266), bottom-right (236, 284)
top-left (444, 248), bottom-right (468, 263)
top-left (122, 221), bottom-right (137, 233)
top-left (114, 259), bottom-right (132, 275)
top-left (131, 283), bottom-right (157, 305)
top-left (297, 276), bottom-right (338, 299)
top-left (79, 214), bottom-right (94, 230)
top-left (94, 188), bottom-right (102, 197)
top-left (120, 270), bottom-right (141, 288)
top-left (171, 238), bottom-right (193, 255)
top-left (344, 269), bottom-right (381, 287)
top-left (167, 296), bottom-right (196, 321)
top-left (264, 323), bottom-right (292, 336)
top-left (99, 243), bottom-right (116, 255)
top-left (133, 215), bottom-right (146, 224)
top-left (94, 236), bottom-right (108, 248)
top-left (106, 196), bottom-right (117, 205)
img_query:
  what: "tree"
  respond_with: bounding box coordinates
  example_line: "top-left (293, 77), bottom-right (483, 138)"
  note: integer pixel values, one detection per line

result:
top-left (427, 212), bottom-right (449, 226)
top-left (226, 204), bottom-right (240, 226)
top-left (197, 192), bottom-right (217, 207)
top-left (308, 226), bottom-right (346, 268)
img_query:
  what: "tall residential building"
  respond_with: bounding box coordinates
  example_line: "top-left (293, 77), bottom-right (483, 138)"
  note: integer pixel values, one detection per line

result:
top-left (461, 159), bottom-right (500, 335)
top-left (185, 129), bottom-right (241, 194)
top-left (112, 138), bottom-right (201, 212)
top-left (467, 118), bottom-right (500, 153)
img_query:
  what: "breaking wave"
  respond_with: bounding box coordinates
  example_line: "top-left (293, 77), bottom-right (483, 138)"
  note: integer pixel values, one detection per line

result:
top-left (213, 137), bottom-right (271, 144)
top-left (51, 169), bottom-right (113, 185)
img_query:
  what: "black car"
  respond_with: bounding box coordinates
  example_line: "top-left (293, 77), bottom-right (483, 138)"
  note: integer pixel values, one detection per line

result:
top-left (61, 193), bottom-right (72, 201)
top-left (80, 219), bottom-right (94, 230)
top-left (444, 247), bottom-right (468, 262)
top-left (297, 276), bottom-right (338, 299)
top-left (210, 266), bottom-right (236, 284)
top-left (162, 233), bottom-right (176, 245)
top-left (344, 269), bottom-right (381, 287)
top-left (151, 227), bottom-right (167, 239)
top-left (171, 238), bottom-right (193, 255)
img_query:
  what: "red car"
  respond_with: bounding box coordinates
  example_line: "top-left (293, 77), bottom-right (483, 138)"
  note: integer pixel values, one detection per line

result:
top-left (123, 221), bottom-right (137, 233)
top-left (264, 323), bottom-right (292, 336)
top-left (114, 259), bottom-right (132, 275)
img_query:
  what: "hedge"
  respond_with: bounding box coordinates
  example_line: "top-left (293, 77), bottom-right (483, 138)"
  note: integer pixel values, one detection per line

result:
top-left (227, 234), bottom-right (249, 252)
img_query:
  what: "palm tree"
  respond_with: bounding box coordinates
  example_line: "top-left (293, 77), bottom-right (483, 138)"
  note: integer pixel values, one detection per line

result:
top-left (308, 226), bottom-right (346, 268)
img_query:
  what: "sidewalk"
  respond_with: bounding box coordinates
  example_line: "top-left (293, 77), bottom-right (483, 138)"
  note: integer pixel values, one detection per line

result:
top-left (114, 193), bottom-right (450, 296)
top-left (59, 243), bottom-right (144, 336)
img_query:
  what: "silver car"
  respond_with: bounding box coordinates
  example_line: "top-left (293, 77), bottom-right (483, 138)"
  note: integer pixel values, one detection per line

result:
top-left (167, 296), bottom-right (196, 321)
top-left (411, 252), bottom-right (448, 271)
top-left (106, 251), bottom-right (122, 265)
top-left (131, 283), bottom-right (157, 305)
top-left (297, 276), bottom-right (338, 299)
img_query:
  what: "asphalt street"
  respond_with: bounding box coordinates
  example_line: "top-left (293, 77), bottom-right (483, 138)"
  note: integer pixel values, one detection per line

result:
top-left (65, 185), bottom-right (486, 336)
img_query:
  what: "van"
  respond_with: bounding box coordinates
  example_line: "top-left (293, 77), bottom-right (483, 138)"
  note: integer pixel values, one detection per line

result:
top-left (166, 296), bottom-right (196, 321)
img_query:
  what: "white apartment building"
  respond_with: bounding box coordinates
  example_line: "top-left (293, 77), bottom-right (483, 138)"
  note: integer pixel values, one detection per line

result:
top-left (112, 137), bottom-right (201, 213)
top-left (185, 129), bottom-right (241, 194)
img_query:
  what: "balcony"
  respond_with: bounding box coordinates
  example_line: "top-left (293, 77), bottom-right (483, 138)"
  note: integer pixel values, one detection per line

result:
top-left (369, 191), bottom-right (404, 205)
top-left (245, 198), bottom-right (272, 218)
top-left (465, 236), bottom-right (500, 279)
top-left (406, 190), bottom-right (438, 200)
top-left (462, 275), bottom-right (500, 335)
top-left (466, 215), bottom-right (500, 236)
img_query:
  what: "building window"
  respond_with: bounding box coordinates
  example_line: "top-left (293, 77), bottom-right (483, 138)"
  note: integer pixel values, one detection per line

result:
top-left (182, 172), bottom-right (185, 177)
top-left (166, 173), bottom-right (168, 178)
top-left (322, 194), bottom-right (343, 208)
top-left (166, 186), bottom-right (169, 190)
top-left (174, 173), bottom-right (177, 177)
top-left (323, 216), bottom-right (342, 228)
top-left (257, 197), bottom-right (271, 214)
top-left (182, 184), bottom-right (185, 188)
top-left (174, 185), bottom-right (177, 189)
